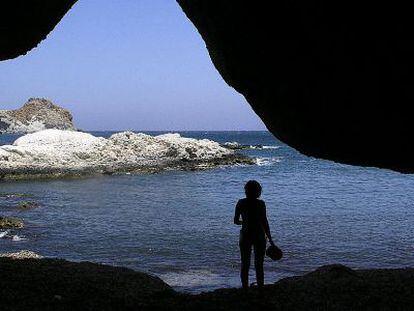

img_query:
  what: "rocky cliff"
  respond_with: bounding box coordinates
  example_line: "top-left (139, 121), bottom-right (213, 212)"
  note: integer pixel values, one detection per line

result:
top-left (0, 98), bottom-right (75, 134)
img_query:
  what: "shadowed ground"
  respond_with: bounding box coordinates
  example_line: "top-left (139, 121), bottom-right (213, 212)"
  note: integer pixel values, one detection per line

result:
top-left (1, 258), bottom-right (414, 310)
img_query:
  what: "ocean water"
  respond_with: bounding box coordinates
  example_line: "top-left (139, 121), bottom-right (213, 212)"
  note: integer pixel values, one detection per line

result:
top-left (1, 131), bottom-right (414, 293)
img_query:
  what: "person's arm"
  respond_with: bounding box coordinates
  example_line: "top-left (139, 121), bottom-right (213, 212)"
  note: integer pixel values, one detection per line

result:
top-left (261, 201), bottom-right (275, 245)
top-left (234, 200), bottom-right (242, 225)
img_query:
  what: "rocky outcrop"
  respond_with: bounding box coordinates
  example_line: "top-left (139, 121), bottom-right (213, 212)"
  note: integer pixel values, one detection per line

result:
top-left (0, 216), bottom-right (23, 229)
top-left (0, 193), bottom-right (32, 199)
top-left (0, 250), bottom-right (43, 259)
top-left (0, 98), bottom-right (75, 134)
top-left (0, 260), bottom-right (413, 310)
top-left (180, 264), bottom-right (414, 310)
top-left (16, 201), bottom-right (40, 209)
top-left (0, 129), bottom-right (252, 179)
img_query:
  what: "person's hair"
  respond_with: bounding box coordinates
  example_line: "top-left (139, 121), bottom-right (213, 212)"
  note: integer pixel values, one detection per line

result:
top-left (244, 180), bottom-right (262, 199)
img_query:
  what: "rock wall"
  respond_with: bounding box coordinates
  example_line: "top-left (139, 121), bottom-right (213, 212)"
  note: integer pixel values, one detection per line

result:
top-left (0, 1), bottom-right (77, 60)
top-left (0, 98), bottom-right (75, 133)
top-left (177, 0), bottom-right (414, 173)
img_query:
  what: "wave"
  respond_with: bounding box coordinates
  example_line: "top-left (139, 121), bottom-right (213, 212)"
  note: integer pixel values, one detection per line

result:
top-left (0, 230), bottom-right (25, 241)
top-left (0, 230), bottom-right (10, 238)
top-left (223, 142), bottom-right (279, 150)
top-left (12, 235), bottom-right (25, 241)
top-left (159, 269), bottom-right (222, 288)
top-left (255, 157), bottom-right (282, 166)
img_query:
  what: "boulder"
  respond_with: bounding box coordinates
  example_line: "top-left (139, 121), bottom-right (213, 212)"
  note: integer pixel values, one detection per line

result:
top-left (0, 216), bottom-right (24, 229)
top-left (0, 257), bottom-right (175, 310)
top-left (16, 201), bottom-right (40, 210)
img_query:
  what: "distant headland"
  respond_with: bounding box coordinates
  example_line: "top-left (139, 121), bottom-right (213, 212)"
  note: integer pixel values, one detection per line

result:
top-left (0, 98), bottom-right (75, 134)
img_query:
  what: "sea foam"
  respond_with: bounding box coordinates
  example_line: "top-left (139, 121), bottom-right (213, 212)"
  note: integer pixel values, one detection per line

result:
top-left (255, 157), bottom-right (282, 166)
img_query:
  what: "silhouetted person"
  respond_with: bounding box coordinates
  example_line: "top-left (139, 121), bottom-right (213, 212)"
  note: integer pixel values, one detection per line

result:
top-left (234, 180), bottom-right (274, 290)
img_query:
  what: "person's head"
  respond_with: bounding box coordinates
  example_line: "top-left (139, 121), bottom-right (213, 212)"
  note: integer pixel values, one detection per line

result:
top-left (244, 180), bottom-right (262, 199)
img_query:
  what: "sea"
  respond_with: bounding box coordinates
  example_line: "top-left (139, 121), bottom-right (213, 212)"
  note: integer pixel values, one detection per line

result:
top-left (1, 131), bottom-right (414, 293)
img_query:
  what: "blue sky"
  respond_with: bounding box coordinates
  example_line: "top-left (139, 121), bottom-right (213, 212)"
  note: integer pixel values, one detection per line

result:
top-left (0, 0), bottom-right (265, 131)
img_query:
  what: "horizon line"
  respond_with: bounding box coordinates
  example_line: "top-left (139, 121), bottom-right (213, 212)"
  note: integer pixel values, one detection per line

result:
top-left (81, 129), bottom-right (270, 133)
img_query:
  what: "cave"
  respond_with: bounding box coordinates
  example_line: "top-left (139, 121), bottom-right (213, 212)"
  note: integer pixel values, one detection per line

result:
top-left (1, 0), bottom-right (413, 172)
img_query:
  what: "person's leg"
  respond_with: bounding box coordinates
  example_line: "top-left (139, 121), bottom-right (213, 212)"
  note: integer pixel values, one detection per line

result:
top-left (253, 237), bottom-right (266, 288)
top-left (239, 234), bottom-right (252, 289)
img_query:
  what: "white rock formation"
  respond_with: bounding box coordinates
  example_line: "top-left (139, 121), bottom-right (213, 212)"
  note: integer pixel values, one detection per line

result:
top-left (0, 129), bottom-right (249, 178)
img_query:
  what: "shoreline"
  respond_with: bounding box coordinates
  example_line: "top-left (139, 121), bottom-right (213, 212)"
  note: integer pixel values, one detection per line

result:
top-left (0, 154), bottom-right (253, 181)
top-left (1, 257), bottom-right (413, 310)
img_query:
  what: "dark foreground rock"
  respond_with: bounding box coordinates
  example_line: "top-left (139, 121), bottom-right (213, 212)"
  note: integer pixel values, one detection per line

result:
top-left (1, 259), bottom-right (414, 311)
top-left (0, 258), bottom-right (175, 311)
